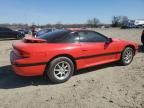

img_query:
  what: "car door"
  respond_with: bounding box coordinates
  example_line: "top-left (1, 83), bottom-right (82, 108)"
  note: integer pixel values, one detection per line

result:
top-left (4, 28), bottom-right (14, 37)
top-left (0, 28), bottom-right (6, 38)
top-left (78, 31), bottom-right (119, 68)
top-left (0, 28), bottom-right (12, 38)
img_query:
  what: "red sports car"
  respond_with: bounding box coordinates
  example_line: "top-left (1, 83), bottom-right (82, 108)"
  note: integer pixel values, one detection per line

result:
top-left (10, 29), bottom-right (138, 83)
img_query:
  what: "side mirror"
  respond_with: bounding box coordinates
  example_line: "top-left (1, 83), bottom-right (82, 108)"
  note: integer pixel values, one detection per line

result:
top-left (106, 38), bottom-right (113, 44)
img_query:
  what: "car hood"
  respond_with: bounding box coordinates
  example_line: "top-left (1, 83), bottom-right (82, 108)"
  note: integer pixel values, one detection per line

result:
top-left (112, 38), bottom-right (135, 44)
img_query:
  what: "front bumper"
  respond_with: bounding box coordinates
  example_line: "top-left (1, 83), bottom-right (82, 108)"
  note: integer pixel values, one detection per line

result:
top-left (10, 51), bottom-right (47, 76)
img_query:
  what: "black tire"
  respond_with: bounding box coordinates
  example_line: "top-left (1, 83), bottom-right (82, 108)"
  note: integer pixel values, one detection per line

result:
top-left (16, 33), bottom-right (25, 40)
top-left (46, 57), bottom-right (74, 83)
top-left (120, 47), bottom-right (134, 66)
top-left (141, 34), bottom-right (144, 45)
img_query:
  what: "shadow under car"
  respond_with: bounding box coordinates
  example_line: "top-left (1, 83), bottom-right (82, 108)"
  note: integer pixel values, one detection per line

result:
top-left (0, 62), bottom-right (118, 89)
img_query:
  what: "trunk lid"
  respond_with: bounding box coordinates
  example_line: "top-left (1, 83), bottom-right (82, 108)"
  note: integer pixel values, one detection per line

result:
top-left (23, 37), bottom-right (47, 43)
top-left (12, 37), bottom-right (47, 58)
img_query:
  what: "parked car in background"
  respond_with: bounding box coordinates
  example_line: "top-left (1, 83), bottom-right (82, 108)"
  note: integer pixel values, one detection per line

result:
top-left (141, 30), bottom-right (144, 45)
top-left (136, 25), bottom-right (144, 29)
top-left (0, 27), bottom-right (25, 39)
top-left (36, 28), bottom-right (57, 37)
top-left (121, 24), bottom-right (136, 29)
top-left (10, 29), bottom-right (138, 83)
top-left (18, 29), bottom-right (29, 34)
top-left (121, 19), bottom-right (144, 29)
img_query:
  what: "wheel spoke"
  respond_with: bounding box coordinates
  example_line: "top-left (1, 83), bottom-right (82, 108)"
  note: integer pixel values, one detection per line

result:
top-left (57, 64), bottom-right (62, 69)
top-left (64, 65), bottom-right (68, 69)
top-left (54, 69), bottom-right (61, 72)
top-left (64, 69), bottom-right (69, 72)
top-left (56, 72), bottom-right (61, 75)
top-left (62, 62), bottom-right (65, 68)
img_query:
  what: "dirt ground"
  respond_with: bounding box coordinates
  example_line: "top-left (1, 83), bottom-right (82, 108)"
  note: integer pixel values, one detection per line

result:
top-left (0, 28), bottom-right (144, 108)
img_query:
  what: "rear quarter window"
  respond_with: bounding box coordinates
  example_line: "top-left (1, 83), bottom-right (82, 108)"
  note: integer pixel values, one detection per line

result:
top-left (39, 31), bottom-right (80, 43)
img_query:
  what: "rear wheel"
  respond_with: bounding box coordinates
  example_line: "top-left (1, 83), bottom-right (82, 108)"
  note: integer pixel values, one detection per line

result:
top-left (46, 57), bottom-right (74, 83)
top-left (120, 47), bottom-right (134, 66)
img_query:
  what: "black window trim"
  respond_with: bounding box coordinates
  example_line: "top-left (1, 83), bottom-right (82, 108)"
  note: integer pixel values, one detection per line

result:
top-left (38, 30), bottom-right (109, 43)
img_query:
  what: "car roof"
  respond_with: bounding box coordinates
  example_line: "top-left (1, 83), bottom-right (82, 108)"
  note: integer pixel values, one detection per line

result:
top-left (0, 27), bottom-right (11, 29)
top-left (39, 29), bottom-right (96, 35)
top-left (67, 28), bottom-right (95, 32)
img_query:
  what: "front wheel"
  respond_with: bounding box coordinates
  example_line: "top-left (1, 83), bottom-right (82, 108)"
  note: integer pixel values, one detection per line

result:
top-left (46, 57), bottom-right (74, 83)
top-left (120, 47), bottom-right (134, 66)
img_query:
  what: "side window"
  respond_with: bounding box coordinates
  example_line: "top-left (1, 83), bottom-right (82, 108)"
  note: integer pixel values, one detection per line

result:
top-left (44, 32), bottom-right (79, 43)
top-left (62, 32), bottom-right (79, 43)
top-left (79, 31), bottom-right (107, 42)
top-left (2, 28), bottom-right (11, 32)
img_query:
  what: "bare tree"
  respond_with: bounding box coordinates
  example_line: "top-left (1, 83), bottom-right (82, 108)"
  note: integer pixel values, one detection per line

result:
top-left (112, 16), bottom-right (121, 27)
top-left (87, 19), bottom-right (93, 27)
top-left (93, 18), bottom-right (100, 27)
top-left (120, 16), bottom-right (129, 26)
top-left (112, 16), bottom-right (129, 27)
top-left (87, 18), bottom-right (100, 28)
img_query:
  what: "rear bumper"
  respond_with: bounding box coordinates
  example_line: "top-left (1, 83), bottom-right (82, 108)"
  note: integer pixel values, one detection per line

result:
top-left (10, 51), bottom-right (47, 76)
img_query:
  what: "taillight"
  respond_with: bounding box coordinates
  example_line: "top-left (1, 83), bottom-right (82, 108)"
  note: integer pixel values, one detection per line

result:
top-left (14, 48), bottom-right (30, 58)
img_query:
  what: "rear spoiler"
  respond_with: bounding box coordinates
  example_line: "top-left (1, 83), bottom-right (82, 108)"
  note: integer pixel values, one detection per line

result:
top-left (23, 37), bottom-right (47, 43)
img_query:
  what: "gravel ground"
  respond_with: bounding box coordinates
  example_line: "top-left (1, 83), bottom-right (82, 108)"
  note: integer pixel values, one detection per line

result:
top-left (0, 28), bottom-right (144, 108)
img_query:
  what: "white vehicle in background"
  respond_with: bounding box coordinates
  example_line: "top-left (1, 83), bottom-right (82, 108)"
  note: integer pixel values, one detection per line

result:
top-left (121, 19), bottom-right (144, 29)
top-left (134, 19), bottom-right (144, 28)
top-left (134, 20), bottom-right (144, 26)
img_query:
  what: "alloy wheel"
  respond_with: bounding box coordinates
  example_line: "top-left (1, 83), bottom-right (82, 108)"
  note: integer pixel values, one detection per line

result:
top-left (53, 61), bottom-right (71, 80)
top-left (123, 48), bottom-right (133, 64)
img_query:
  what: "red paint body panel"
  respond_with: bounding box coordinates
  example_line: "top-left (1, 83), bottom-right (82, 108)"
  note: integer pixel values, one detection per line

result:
top-left (12, 65), bottom-right (46, 76)
top-left (10, 35), bottom-right (138, 76)
top-left (79, 42), bottom-right (118, 68)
